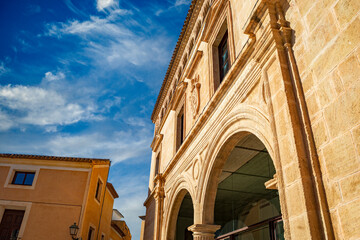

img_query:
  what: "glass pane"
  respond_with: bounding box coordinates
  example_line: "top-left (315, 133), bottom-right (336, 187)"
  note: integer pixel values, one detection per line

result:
top-left (222, 50), bottom-right (228, 63)
top-left (235, 225), bottom-right (270, 240)
top-left (13, 173), bottom-right (25, 184)
top-left (24, 173), bottom-right (35, 185)
top-left (214, 135), bottom-right (282, 238)
top-left (275, 221), bottom-right (285, 240)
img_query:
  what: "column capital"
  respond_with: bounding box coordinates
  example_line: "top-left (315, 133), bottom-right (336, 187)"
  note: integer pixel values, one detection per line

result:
top-left (188, 224), bottom-right (221, 239)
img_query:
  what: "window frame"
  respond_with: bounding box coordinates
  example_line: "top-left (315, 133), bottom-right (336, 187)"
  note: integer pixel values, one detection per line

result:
top-left (4, 166), bottom-right (40, 190)
top-left (95, 178), bottom-right (103, 202)
top-left (218, 31), bottom-right (230, 82)
top-left (11, 171), bottom-right (35, 186)
top-left (87, 226), bottom-right (95, 240)
top-left (154, 153), bottom-right (160, 177)
top-left (176, 105), bottom-right (185, 151)
top-left (206, 1), bottom-right (235, 95)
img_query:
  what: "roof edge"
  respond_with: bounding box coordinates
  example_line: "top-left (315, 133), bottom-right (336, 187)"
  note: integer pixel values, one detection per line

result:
top-left (151, 0), bottom-right (198, 122)
top-left (0, 153), bottom-right (110, 164)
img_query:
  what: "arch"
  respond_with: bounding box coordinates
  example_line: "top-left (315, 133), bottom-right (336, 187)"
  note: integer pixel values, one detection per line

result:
top-left (197, 105), bottom-right (283, 224)
top-left (163, 176), bottom-right (196, 240)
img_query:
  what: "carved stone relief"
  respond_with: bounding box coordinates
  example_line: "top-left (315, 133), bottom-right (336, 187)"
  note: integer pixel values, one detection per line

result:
top-left (189, 75), bottom-right (201, 118)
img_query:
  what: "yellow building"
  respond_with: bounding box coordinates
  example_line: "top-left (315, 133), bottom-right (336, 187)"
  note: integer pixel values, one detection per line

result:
top-left (142, 0), bottom-right (360, 239)
top-left (0, 153), bottom-right (131, 240)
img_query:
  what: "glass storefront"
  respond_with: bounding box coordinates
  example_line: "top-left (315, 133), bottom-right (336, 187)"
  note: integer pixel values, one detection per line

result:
top-left (214, 135), bottom-right (284, 240)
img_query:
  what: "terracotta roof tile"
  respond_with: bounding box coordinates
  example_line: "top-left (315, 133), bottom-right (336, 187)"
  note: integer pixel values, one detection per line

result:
top-left (0, 153), bottom-right (110, 163)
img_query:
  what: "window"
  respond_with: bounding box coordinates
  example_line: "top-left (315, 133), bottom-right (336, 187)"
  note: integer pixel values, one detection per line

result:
top-left (12, 172), bottom-right (35, 186)
top-left (87, 227), bottom-right (94, 240)
top-left (101, 234), bottom-right (105, 240)
top-left (218, 31), bottom-right (229, 82)
top-left (95, 179), bottom-right (103, 202)
top-left (154, 154), bottom-right (160, 176)
top-left (176, 106), bottom-right (185, 151)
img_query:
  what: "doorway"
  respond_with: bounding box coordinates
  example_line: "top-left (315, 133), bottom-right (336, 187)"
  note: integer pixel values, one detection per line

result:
top-left (0, 209), bottom-right (24, 240)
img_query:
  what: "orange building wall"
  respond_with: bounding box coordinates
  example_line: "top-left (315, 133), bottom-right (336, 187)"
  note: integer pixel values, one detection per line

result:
top-left (98, 189), bottom-right (115, 239)
top-left (0, 168), bottom-right (88, 205)
top-left (22, 203), bottom-right (81, 240)
top-left (0, 161), bottom-right (92, 240)
top-left (80, 164), bottom-right (110, 239)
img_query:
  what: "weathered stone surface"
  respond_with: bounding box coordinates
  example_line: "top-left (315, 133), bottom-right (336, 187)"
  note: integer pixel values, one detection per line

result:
top-left (338, 198), bottom-right (360, 239)
top-left (337, 54), bottom-right (360, 89)
top-left (340, 171), bottom-right (360, 202)
top-left (324, 81), bottom-right (360, 138)
top-left (289, 215), bottom-right (311, 240)
top-left (322, 132), bottom-right (360, 180)
top-left (312, 118), bottom-right (329, 149)
top-left (334, 0), bottom-right (360, 26)
top-left (312, 17), bottom-right (360, 81)
top-left (352, 124), bottom-right (360, 157)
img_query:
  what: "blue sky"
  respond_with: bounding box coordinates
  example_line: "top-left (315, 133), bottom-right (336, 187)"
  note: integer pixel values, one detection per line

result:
top-left (0, 0), bottom-right (190, 238)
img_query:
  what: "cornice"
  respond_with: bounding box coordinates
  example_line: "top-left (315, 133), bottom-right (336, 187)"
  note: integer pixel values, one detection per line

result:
top-left (151, 0), bottom-right (201, 122)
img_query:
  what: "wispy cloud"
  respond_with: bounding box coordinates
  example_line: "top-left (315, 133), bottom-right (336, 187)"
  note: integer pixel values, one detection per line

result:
top-left (154, 0), bottom-right (191, 16)
top-left (0, 85), bottom-right (97, 131)
top-left (111, 173), bottom-right (148, 240)
top-left (47, 125), bottom-right (151, 163)
top-left (64, 0), bottom-right (87, 17)
top-left (0, 62), bottom-right (9, 77)
top-left (44, 7), bottom-right (170, 68)
top-left (174, 0), bottom-right (191, 7)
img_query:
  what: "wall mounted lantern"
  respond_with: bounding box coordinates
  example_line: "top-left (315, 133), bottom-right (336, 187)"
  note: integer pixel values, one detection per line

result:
top-left (69, 222), bottom-right (79, 240)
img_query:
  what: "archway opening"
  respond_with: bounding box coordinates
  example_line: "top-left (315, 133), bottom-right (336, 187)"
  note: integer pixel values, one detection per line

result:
top-left (214, 134), bottom-right (284, 239)
top-left (175, 192), bottom-right (194, 240)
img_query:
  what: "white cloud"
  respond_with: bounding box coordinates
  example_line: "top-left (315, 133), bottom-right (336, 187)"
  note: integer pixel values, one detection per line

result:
top-left (0, 85), bottom-right (96, 130)
top-left (174, 0), bottom-right (191, 7)
top-left (97, 0), bottom-right (116, 11)
top-left (46, 129), bottom-right (151, 163)
top-left (44, 9), bottom-right (170, 67)
top-left (112, 174), bottom-right (148, 240)
top-left (43, 71), bottom-right (65, 82)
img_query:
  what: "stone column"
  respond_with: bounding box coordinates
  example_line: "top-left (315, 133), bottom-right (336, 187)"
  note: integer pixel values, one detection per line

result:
top-left (188, 224), bottom-right (221, 240)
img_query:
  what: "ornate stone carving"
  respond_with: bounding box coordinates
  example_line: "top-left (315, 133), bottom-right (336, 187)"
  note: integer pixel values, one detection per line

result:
top-left (192, 158), bottom-right (200, 180)
top-left (189, 75), bottom-right (201, 118)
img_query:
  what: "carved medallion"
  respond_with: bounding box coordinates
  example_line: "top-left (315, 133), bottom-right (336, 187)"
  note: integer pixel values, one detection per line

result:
top-left (192, 159), bottom-right (200, 180)
top-left (189, 75), bottom-right (201, 118)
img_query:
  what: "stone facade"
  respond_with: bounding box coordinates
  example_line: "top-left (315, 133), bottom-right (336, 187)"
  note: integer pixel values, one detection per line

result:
top-left (143, 0), bottom-right (360, 239)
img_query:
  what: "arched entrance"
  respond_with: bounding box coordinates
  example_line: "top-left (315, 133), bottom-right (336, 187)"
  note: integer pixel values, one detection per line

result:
top-left (211, 133), bottom-right (284, 239)
top-left (175, 192), bottom-right (194, 240)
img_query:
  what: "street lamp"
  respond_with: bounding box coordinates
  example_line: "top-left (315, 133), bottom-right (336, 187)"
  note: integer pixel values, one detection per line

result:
top-left (69, 222), bottom-right (79, 240)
